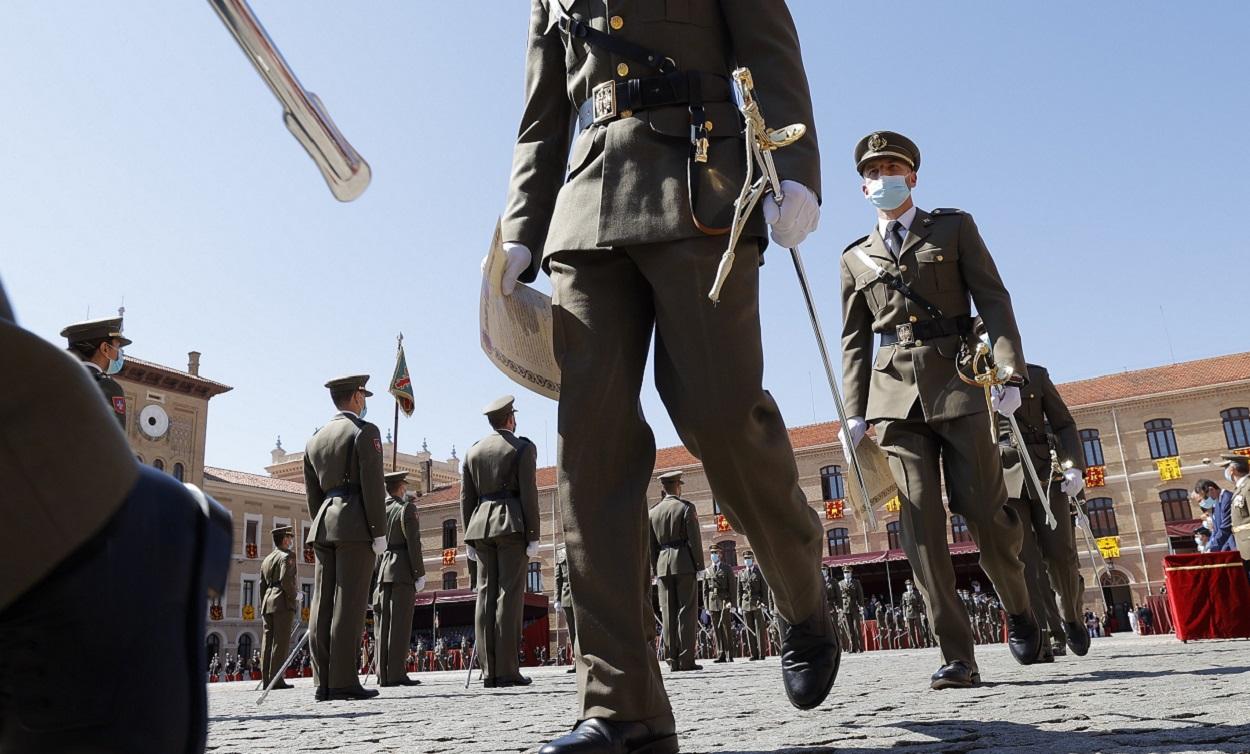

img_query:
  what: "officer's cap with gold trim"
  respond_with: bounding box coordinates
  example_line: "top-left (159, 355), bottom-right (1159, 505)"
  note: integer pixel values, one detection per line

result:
top-left (854, 131), bottom-right (921, 174)
top-left (60, 316), bottom-right (132, 348)
top-left (384, 470), bottom-right (410, 485)
top-left (483, 394), bottom-right (516, 421)
top-left (325, 374), bottom-right (373, 396)
top-left (1219, 453), bottom-right (1249, 468)
top-left (271, 524), bottom-right (294, 545)
top-left (709, 542), bottom-right (722, 552)
top-left (743, 549), bottom-right (754, 558)
top-left (658, 470), bottom-right (683, 484)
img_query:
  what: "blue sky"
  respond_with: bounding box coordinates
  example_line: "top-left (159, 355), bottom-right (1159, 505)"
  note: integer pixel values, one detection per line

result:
top-left (3, 2), bottom-right (1247, 474)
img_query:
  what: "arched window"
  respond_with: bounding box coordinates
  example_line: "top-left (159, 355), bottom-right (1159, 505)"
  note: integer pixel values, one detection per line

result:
top-left (153, 458), bottom-right (165, 471)
top-left (1080, 429), bottom-right (1105, 467)
top-left (173, 462), bottom-right (185, 482)
top-left (820, 465), bottom-right (845, 501)
top-left (442, 519), bottom-right (457, 550)
top-left (1221, 408), bottom-right (1250, 449)
top-left (206, 633), bottom-right (222, 665)
top-left (1159, 489), bottom-right (1192, 523)
top-left (950, 514), bottom-right (973, 544)
top-left (1144, 419), bottom-right (1178, 459)
top-left (527, 562), bottom-right (543, 593)
top-left (826, 527), bottom-right (850, 557)
top-left (716, 540), bottom-right (737, 567)
top-left (442, 571), bottom-right (458, 590)
top-left (236, 633), bottom-right (254, 664)
top-left (1087, 497), bottom-right (1119, 537)
top-left (886, 520), bottom-right (902, 550)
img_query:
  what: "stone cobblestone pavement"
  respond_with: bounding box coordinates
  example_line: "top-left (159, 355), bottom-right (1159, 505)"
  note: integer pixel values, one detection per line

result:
top-left (207, 634), bottom-right (1250, 753)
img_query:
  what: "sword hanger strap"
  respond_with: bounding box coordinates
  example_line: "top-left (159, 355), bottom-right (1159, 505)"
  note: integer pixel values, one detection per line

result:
top-left (557, 12), bottom-right (676, 74)
top-left (848, 248), bottom-right (945, 321)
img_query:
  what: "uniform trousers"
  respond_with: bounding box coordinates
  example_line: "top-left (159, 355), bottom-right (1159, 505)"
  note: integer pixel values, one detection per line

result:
top-left (550, 237), bottom-right (823, 723)
top-left (376, 582), bottom-right (415, 684)
top-left (743, 608), bottom-right (768, 658)
top-left (261, 608), bottom-right (294, 685)
top-left (1009, 487), bottom-right (1084, 625)
top-left (846, 610), bottom-right (864, 652)
top-left (878, 410), bottom-right (1030, 669)
top-left (310, 541), bottom-right (373, 690)
top-left (656, 574), bottom-right (697, 669)
top-left (710, 607), bottom-right (734, 659)
top-left (473, 533), bottom-right (527, 682)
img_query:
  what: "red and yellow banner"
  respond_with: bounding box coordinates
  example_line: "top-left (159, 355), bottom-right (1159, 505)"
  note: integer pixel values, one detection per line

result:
top-left (825, 499), bottom-right (845, 520)
top-left (1084, 465), bottom-right (1106, 488)
top-left (242, 604), bottom-right (255, 621)
top-left (715, 514), bottom-right (731, 532)
top-left (442, 548), bottom-right (456, 566)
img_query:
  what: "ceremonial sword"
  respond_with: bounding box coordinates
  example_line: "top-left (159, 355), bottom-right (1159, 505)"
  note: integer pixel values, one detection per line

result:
top-left (708, 67), bottom-right (877, 531)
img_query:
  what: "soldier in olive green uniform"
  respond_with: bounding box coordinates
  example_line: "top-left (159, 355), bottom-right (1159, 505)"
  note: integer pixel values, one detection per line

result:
top-left (555, 544), bottom-right (577, 673)
top-left (839, 131), bottom-right (1041, 689)
top-left (260, 525), bottom-right (298, 690)
top-left (995, 358), bottom-right (1091, 658)
top-left (1219, 454), bottom-right (1250, 581)
top-left (703, 543), bottom-right (737, 663)
top-left (648, 470), bottom-right (704, 672)
top-left (461, 396), bottom-right (541, 688)
top-left (499, 3), bottom-right (839, 749)
top-left (738, 550), bottom-right (770, 660)
top-left (902, 580), bottom-right (924, 650)
top-left (841, 567), bottom-right (865, 653)
top-left (60, 316), bottom-right (131, 427)
top-left (304, 375), bottom-right (388, 701)
top-left (823, 567), bottom-right (848, 651)
top-left (375, 471), bottom-right (427, 687)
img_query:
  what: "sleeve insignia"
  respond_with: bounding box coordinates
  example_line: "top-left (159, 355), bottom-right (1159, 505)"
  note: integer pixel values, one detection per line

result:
top-left (112, 396), bottom-right (127, 414)
top-left (1235, 494), bottom-right (1247, 511)
top-left (373, 437), bottom-right (383, 453)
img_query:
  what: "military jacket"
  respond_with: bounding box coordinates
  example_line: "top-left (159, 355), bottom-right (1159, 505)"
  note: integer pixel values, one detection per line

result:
top-left (502, 0), bottom-right (820, 278)
top-left (260, 547), bottom-right (297, 614)
top-left (303, 413), bottom-right (387, 544)
top-left (738, 564), bottom-right (769, 611)
top-left (84, 362), bottom-right (127, 428)
top-left (902, 588), bottom-right (922, 616)
top-left (874, 603), bottom-right (886, 625)
top-left (1232, 475), bottom-right (1250, 561)
top-left (998, 363), bottom-right (1084, 499)
top-left (841, 577), bottom-right (864, 611)
top-left (703, 562), bottom-right (736, 611)
top-left (555, 549), bottom-right (574, 605)
top-left (460, 429), bottom-right (541, 544)
top-left (840, 208), bottom-right (1027, 423)
top-left (648, 494), bottom-right (703, 577)
top-left (824, 576), bottom-right (842, 612)
top-left (377, 496), bottom-right (426, 585)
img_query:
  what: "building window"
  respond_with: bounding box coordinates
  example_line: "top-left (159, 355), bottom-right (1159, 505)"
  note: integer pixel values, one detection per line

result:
top-left (1087, 497), bottom-right (1119, 537)
top-left (1221, 407), bottom-right (1250, 449)
top-left (206, 633), bottom-right (222, 663)
top-left (820, 465), bottom-right (845, 501)
top-left (712, 499), bottom-right (721, 515)
top-left (1159, 489), bottom-right (1192, 523)
top-left (153, 458), bottom-right (165, 471)
top-left (527, 562), bottom-right (543, 593)
top-left (173, 462), bottom-right (184, 482)
top-left (241, 578), bottom-right (256, 616)
top-left (300, 583), bottom-right (313, 608)
top-left (244, 515), bottom-right (260, 559)
top-left (716, 540), bottom-right (737, 567)
top-left (826, 527), bottom-right (850, 557)
top-left (237, 633), bottom-right (254, 665)
top-left (886, 520), bottom-right (902, 550)
top-left (951, 514), bottom-right (973, 544)
top-left (1144, 418), bottom-right (1178, 459)
top-left (442, 571), bottom-right (458, 590)
top-left (302, 522), bottom-right (314, 564)
top-left (1080, 429), bottom-right (1105, 467)
top-left (442, 519), bottom-right (457, 550)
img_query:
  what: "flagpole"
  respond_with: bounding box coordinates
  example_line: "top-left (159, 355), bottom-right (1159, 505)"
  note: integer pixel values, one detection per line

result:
top-left (392, 333), bottom-right (403, 472)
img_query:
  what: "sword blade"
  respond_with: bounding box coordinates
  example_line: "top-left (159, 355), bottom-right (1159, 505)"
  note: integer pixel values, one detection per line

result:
top-left (1006, 414), bottom-right (1058, 529)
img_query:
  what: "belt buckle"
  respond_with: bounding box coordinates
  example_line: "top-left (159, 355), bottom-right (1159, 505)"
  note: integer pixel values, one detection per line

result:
top-left (895, 323), bottom-right (915, 346)
top-left (592, 80), bottom-right (617, 124)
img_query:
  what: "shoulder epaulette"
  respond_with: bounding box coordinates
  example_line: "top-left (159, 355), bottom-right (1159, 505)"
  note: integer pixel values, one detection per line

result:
top-left (843, 235), bottom-right (870, 254)
top-left (930, 208), bottom-right (965, 217)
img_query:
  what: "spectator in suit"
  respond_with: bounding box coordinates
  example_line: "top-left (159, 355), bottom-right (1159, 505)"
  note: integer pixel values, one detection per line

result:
top-left (1195, 479), bottom-right (1235, 553)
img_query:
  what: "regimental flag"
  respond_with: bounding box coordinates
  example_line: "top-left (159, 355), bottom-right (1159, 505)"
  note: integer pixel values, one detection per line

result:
top-left (825, 499), bottom-right (845, 520)
top-left (442, 548), bottom-right (456, 566)
top-left (1096, 536), bottom-right (1121, 559)
top-left (715, 514), bottom-right (731, 533)
top-left (1084, 465), bottom-right (1106, 488)
top-left (390, 335), bottom-right (415, 418)
top-left (1155, 456), bottom-right (1182, 482)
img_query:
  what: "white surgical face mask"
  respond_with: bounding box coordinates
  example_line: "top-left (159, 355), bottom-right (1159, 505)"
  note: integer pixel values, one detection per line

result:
top-left (865, 174), bottom-right (911, 210)
top-left (711, 554), bottom-right (720, 564)
top-left (1225, 467), bottom-right (1235, 483)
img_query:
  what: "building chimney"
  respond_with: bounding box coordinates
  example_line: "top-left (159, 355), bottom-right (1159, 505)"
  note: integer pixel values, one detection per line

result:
top-left (188, 351), bottom-right (201, 376)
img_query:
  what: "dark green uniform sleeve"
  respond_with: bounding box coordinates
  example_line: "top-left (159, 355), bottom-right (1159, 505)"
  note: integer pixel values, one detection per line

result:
top-left (1039, 368), bottom-right (1084, 470)
top-left (303, 454), bottom-right (323, 525)
top-left (840, 251), bottom-right (875, 418)
top-left (686, 504), bottom-right (705, 572)
top-left (355, 423), bottom-right (387, 539)
top-left (518, 440), bottom-right (541, 542)
top-left (402, 502), bottom-right (425, 580)
top-left (460, 453), bottom-right (478, 541)
top-left (280, 551), bottom-right (297, 611)
top-left (957, 213), bottom-right (1026, 379)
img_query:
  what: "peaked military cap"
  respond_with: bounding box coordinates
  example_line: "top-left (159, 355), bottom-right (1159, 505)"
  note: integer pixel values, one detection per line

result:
top-left (854, 130), bottom-right (921, 173)
top-left (60, 316), bottom-right (132, 348)
top-left (483, 394), bottom-right (516, 420)
top-left (384, 470), bottom-right (409, 485)
top-left (658, 470), bottom-right (683, 483)
top-left (272, 524), bottom-right (294, 536)
top-left (325, 374), bottom-right (372, 396)
top-left (709, 542), bottom-right (722, 552)
top-left (1219, 453), bottom-right (1249, 467)
top-left (743, 549), bottom-right (754, 558)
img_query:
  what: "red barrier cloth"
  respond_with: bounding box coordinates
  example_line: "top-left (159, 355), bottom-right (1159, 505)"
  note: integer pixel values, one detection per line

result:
top-left (1144, 595), bottom-right (1173, 635)
top-left (1164, 551), bottom-right (1250, 641)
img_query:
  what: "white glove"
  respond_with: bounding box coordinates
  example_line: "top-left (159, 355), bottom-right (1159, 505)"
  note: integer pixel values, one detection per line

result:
top-left (761, 180), bottom-right (820, 248)
top-left (1061, 468), bottom-right (1085, 497)
top-left (991, 385), bottom-right (1022, 416)
top-left (554, 601), bottom-right (562, 612)
top-left (466, 544), bottom-right (478, 562)
top-left (415, 576), bottom-right (427, 592)
top-left (838, 417), bottom-right (868, 458)
top-left (526, 541), bottom-right (539, 559)
top-left (499, 242), bottom-right (533, 296)
top-left (372, 537), bottom-right (387, 556)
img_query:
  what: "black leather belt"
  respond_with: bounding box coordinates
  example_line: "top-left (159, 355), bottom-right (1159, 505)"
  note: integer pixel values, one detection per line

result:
top-left (658, 540), bottom-right (686, 550)
top-left (323, 484), bottom-right (360, 499)
top-left (480, 490), bottom-right (519, 502)
top-left (878, 315), bottom-right (973, 347)
top-left (386, 544), bottom-right (406, 553)
top-left (576, 71), bottom-right (729, 130)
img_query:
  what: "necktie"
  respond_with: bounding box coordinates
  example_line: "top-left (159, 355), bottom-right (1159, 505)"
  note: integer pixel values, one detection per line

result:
top-left (885, 220), bottom-right (904, 259)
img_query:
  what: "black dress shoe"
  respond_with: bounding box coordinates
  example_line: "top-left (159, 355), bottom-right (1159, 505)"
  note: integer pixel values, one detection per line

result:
top-left (778, 606), bottom-right (840, 710)
top-left (270, 680), bottom-right (293, 690)
top-left (1064, 621), bottom-right (1091, 656)
top-left (498, 675), bottom-right (532, 687)
top-left (930, 661), bottom-right (981, 690)
top-left (683, 663), bottom-right (703, 671)
top-left (538, 717), bottom-right (678, 754)
top-left (326, 686), bottom-right (379, 700)
top-left (379, 677), bottom-right (422, 687)
top-left (1006, 612), bottom-right (1042, 665)
top-left (483, 677), bottom-right (497, 688)
top-left (567, 667), bottom-right (577, 674)
top-left (713, 656), bottom-right (727, 664)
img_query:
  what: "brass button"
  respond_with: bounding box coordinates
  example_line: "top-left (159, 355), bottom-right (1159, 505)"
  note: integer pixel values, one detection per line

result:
top-left (617, 63), bottom-right (630, 77)
top-left (915, 340), bottom-right (924, 347)
top-left (704, 120), bottom-right (714, 132)
top-left (899, 264), bottom-right (908, 272)
top-left (909, 315), bottom-right (918, 323)
top-left (936, 254), bottom-right (945, 261)
top-left (610, 15), bottom-right (624, 30)
top-left (619, 109), bottom-right (633, 118)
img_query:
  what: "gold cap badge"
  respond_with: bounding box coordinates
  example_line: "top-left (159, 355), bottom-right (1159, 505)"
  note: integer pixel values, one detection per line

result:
top-left (867, 133), bottom-right (888, 151)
